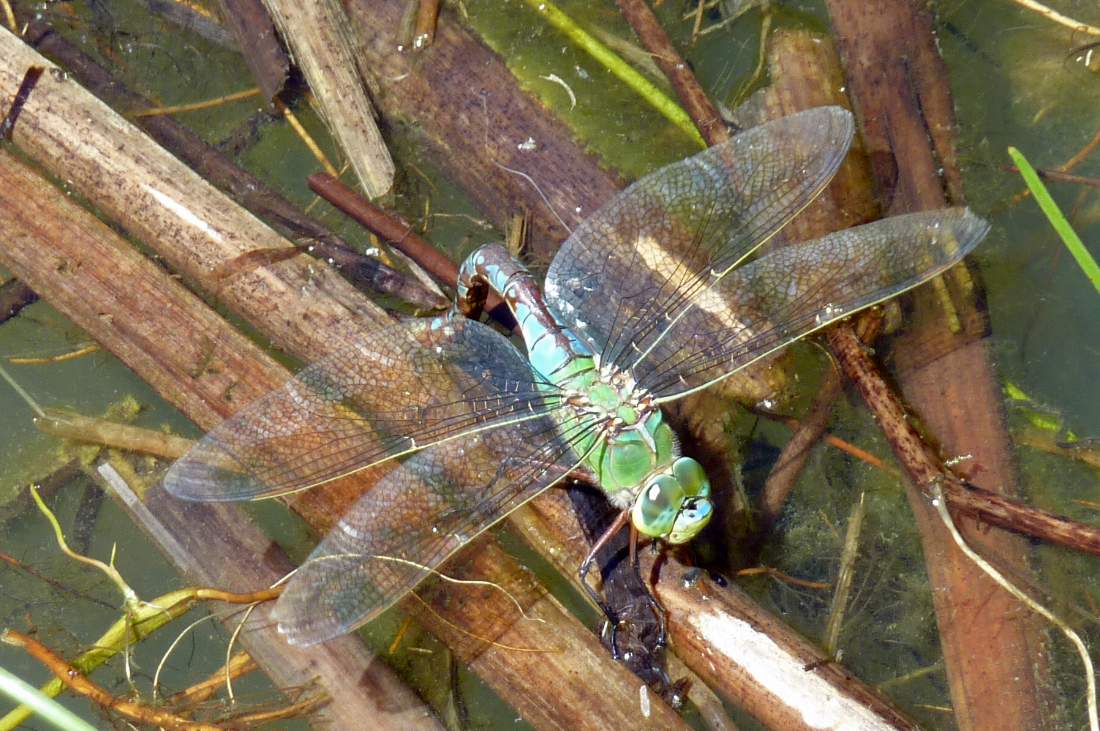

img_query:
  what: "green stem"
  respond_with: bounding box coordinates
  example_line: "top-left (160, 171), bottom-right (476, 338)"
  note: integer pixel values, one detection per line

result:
top-left (1009, 146), bottom-right (1100, 296)
top-left (0, 665), bottom-right (95, 731)
top-left (521, 0), bottom-right (705, 147)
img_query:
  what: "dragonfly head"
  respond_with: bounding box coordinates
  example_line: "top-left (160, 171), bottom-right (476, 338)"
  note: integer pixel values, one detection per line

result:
top-left (630, 457), bottom-right (713, 545)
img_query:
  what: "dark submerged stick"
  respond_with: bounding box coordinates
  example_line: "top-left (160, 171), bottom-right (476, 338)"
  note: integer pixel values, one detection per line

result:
top-left (0, 278), bottom-right (37, 323)
top-left (214, 0), bottom-right (290, 101)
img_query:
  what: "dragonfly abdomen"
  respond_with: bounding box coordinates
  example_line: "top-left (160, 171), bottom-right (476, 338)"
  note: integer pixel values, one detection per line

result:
top-left (458, 243), bottom-right (591, 380)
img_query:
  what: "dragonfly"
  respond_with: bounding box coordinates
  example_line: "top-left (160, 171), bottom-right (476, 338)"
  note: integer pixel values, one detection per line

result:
top-left (164, 106), bottom-right (990, 646)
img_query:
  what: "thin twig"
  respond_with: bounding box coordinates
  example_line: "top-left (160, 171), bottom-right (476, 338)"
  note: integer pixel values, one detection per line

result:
top-left (930, 481), bottom-right (1099, 731)
top-left (617, 0), bottom-right (729, 145)
top-left (167, 652), bottom-right (257, 707)
top-left (2, 630), bottom-right (223, 731)
top-left (1008, 0), bottom-right (1100, 37)
top-left (823, 493), bottom-right (865, 656)
top-left (133, 87), bottom-right (261, 117)
top-left (274, 96), bottom-right (339, 177)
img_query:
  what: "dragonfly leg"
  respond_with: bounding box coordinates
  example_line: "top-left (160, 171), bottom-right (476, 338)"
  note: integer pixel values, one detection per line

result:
top-left (578, 508), bottom-right (631, 657)
top-left (625, 523), bottom-right (668, 650)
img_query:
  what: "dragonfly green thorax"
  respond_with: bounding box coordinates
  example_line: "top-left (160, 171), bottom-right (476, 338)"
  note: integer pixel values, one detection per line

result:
top-left (457, 244), bottom-right (714, 544)
top-left (163, 106), bottom-right (990, 646)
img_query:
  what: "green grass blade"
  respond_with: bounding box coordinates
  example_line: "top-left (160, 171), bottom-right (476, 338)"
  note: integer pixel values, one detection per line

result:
top-left (0, 665), bottom-right (95, 731)
top-left (1008, 146), bottom-right (1100, 296)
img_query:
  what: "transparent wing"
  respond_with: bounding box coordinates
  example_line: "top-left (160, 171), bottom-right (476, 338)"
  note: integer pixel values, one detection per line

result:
top-left (635, 208), bottom-right (990, 400)
top-left (163, 315), bottom-right (565, 501)
top-left (272, 408), bottom-right (598, 645)
top-left (544, 106), bottom-right (854, 371)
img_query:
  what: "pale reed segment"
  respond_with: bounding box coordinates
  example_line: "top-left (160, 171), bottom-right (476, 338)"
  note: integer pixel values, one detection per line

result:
top-left (0, 26), bottom-right (391, 357)
top-left (260, 0), bottom-right (396, 197)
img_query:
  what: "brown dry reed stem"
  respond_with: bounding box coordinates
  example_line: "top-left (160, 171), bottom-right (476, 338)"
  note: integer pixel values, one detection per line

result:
top-left (309, 172), bottom-right (459, 285)
top-left (616, 0), bottom-right (729, 145)
top-left (1, 629), bottom-right (222, 731)
top-left (414, 0), bottom-right (439, 48)
top-left (308, 172), bottom-right (512, 325)
top-left (166, 652), bottom-right (258, 707)
top-left (826, 325), bottom-right (1100, 556)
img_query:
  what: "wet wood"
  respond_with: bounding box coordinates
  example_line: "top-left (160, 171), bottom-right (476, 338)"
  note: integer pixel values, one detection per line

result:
top-left (22, 21), bottom-right (442, 311)
top-left (513, 488), bottom-right (920, 731)
top-left (214, 0), bottom-right (289, 102)
top-left (0, 148), bottom-right (437, 731)
top-left (824, 3), bottom-right (1051, 730)
top-left (0, 30), bottom-right (687, 731)
top-left (616, 0), bottom-right (729, 145)
top-left (344, 0), bottom-right (623, 257)
top-left (259, 0), bottom-right (394, 197)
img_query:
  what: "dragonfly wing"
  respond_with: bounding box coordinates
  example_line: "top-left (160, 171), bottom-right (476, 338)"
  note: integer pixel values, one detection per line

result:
top-left (163, 315), bottom-right (563, 501)
top-left (636, 209), bottom-right (990, 400)
top-left (272, 408), bottom-right (598, 645)
top-left (544, 107), bottom-right (853, 370)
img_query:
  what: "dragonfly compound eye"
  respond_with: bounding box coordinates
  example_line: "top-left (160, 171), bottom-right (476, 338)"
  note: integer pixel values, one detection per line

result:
top-left (631, 475), bottom-right (682, 538)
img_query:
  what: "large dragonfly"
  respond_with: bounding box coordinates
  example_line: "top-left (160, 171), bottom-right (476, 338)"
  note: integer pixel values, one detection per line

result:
top-left (164, 107), bottom-right (989, 646)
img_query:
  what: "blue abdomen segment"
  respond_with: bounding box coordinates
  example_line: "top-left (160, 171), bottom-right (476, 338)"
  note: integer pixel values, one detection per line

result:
top-left (458, 244), bottom-right (591, 381)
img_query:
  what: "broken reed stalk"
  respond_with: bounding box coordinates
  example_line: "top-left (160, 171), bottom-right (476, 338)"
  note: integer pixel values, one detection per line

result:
top-left (258, 0), bottom-right (394, 196)
top-left (22, 20), bottom-right (443, 312)
top-left (35, 408), bottom-right (194, 460)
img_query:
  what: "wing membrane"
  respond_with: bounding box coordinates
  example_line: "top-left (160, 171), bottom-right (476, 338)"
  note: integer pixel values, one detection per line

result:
top-left (163, 315), bottom-right (564, 501)
top-left (272, 409), bottom-right (598, 645)
top-left (636, 209), bottom-right (990, 400)
top-left (544, 107), bottom-right (854, 372)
